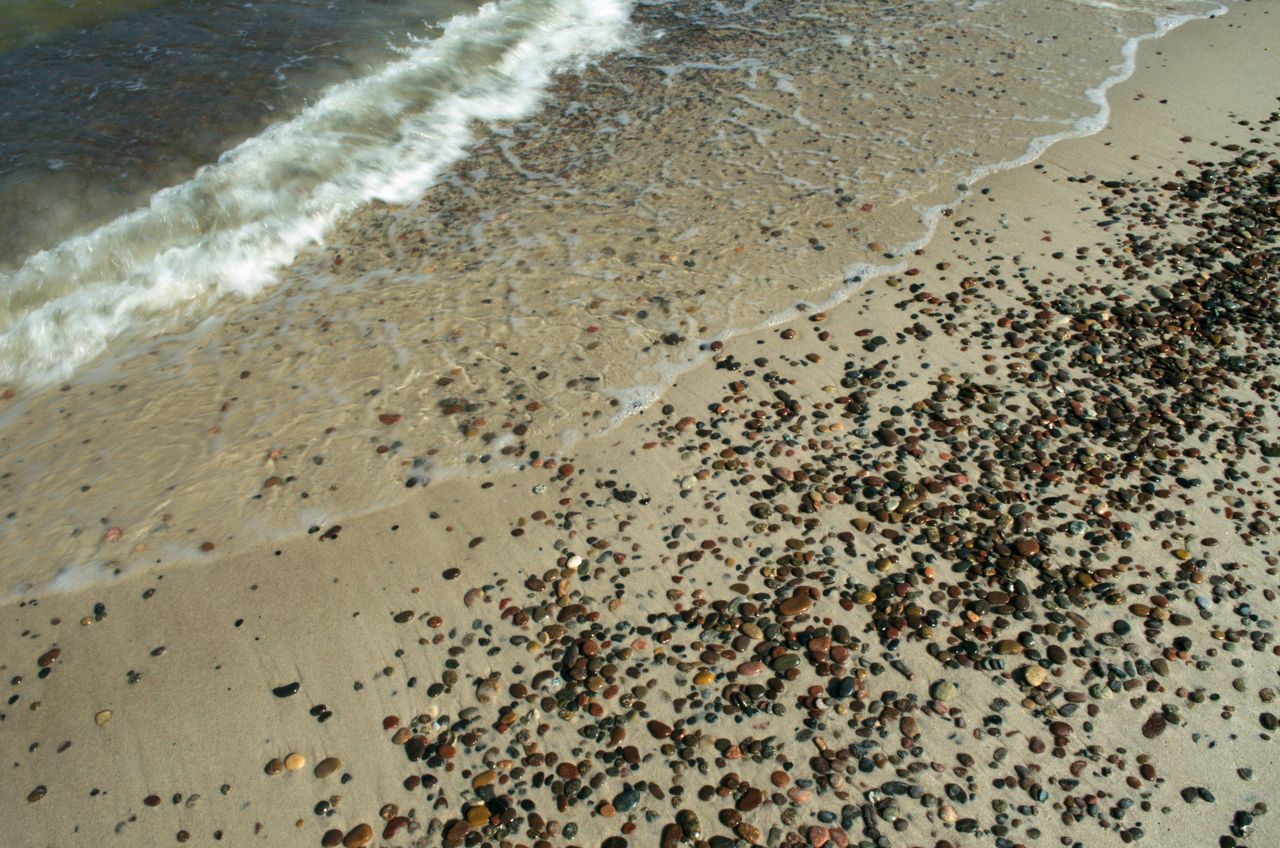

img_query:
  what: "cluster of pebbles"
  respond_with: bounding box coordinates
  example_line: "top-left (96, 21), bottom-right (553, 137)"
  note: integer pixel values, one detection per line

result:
top-left (239, 110), bottom-right (1280, 848)
top-left (11, 88), bottom-right (1280, 848)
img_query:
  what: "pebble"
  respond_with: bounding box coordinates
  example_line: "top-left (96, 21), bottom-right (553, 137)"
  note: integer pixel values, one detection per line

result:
top-left (778, 594), bottom-right (813, 616)
top-left (737, 787), bottom-right (764, 812)
top-left (341, 823), bottom-right (373, 848)
top-left (647, 720), bottom-right (672, 739)
top-left (271, 682), bottom-right (300, 698)
top-left (313, 757), bottom-right (341, 778)
top-left (931, 680), bottom-right (956, 701)
top-left (1023, 665), bottom-right (1048, 687)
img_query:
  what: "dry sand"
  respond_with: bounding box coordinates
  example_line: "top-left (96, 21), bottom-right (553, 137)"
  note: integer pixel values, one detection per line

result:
top-left (4, 4), bottom-right (1280, 848)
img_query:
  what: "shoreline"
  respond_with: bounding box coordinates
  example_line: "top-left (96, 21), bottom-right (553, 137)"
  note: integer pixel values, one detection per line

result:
top-left (0, 0), bottom-right (1226, 597)
top-left (5, 5), bottom-right (1280, 848)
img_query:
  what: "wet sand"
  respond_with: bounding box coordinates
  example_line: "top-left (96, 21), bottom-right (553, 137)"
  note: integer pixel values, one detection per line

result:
top-left (4, 5), bottom-right (1280, 848)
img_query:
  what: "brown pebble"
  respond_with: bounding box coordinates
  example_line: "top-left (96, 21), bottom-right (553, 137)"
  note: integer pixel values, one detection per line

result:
top-left (443, 819), bottom-right (472, 845)
top-left (321, 830), bottom-right (343, 848)
top-left (737, 786), bottom-right (764, 812)
top-left (314, 757), bottom-right (341, 779)
top-left (778, 594), bottom-right (813, 616)
top-left (1014, 539), bottom-right (1041, 557)
top-left (1142, 713), bottom-right (1167, 739)
top-left (647, 719), bottom-right (672, 739)
top-left (27, 785), bottom-right (46, 803)
top-left (37, 648), bottom-right (60, 668)
top-left (342, 823), bottom-right (373, 848)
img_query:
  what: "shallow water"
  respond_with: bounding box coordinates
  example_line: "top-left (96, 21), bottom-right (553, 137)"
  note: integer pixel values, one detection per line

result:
top-left (0, 0), bottom-right (1225, 595)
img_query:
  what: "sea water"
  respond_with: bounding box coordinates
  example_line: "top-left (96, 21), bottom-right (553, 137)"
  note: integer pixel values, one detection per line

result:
top-left (0, 0), bottom-right (1224, 594)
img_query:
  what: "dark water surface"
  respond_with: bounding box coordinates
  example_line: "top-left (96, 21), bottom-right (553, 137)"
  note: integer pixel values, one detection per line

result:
top-left (0, 0), bottom-right (480, 268)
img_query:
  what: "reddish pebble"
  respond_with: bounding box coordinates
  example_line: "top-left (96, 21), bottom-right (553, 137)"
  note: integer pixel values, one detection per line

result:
top-left (378, 413), bottom-right (402, 425)
top-left (558, 463), bottom-right (575, 478)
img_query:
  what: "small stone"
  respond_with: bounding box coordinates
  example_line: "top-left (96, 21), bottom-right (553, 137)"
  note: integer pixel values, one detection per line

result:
top-left (677, 809), bottom-right (702, 840)
top-left (95, 709), bottom-right (113, 726)
top-left (1142, 713), bottom-right (1167, 739)
top-left (37, 648), bottom-right (60, 668)
top-left (737, 787), bottom-right (764, 812)
top-left (443, 820), bottom-right (471, 845)
top-left (778, 594), bottom-right (813, 616)
top-left (466, 804), bottom-right (490, 827)
top-left (931, 680), bottom-right (956, 701)
top-left (314, 757), bottom-right (341, 778)
top-left (1023, 665), bottom-right (1048, 687)
top-left (771, 653), bottom-right (800, 672)
top-left (342, 823), bottom-right (373, 848)
top-left (27, 785), bottom-right (46, 803)
top-left (284, 753), bottom-right (305, 771)
top-left (1014, 539), bottom-right (1041, 557)
top-left (271, 682), bottom-right (300, 698)
top-left (614, 786), bottom-right (641, 812)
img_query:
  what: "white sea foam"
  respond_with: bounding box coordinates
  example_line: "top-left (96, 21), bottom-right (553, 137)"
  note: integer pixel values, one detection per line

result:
top-left (0, 0), bottom-right (634, 387)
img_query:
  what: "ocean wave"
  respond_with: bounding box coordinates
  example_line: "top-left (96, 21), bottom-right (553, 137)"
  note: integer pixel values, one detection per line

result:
top-left (0, 0), bottom-right (634, 387)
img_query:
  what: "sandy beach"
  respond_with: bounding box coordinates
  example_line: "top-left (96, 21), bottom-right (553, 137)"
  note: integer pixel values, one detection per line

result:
top-left (5, 3), bottom-right (1280, 848)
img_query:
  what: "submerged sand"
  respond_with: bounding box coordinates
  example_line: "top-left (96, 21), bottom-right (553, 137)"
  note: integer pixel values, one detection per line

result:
top-left (4, 4), bottom-right (1280, 848)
